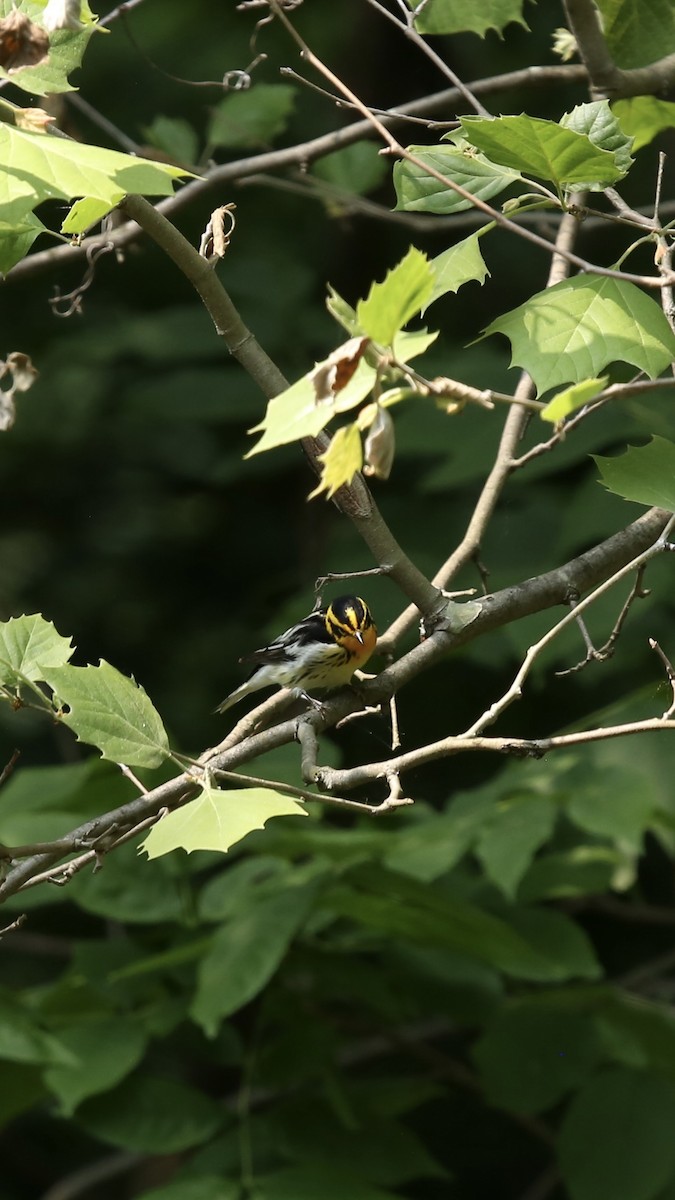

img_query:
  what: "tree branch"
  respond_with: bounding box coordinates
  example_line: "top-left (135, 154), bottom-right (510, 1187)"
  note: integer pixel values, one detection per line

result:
top-left (564, 0), bottom-right (675, 98)
top-left (0, 505), bottom-right (667, 900)
top-left (4, 65), bottom-right (587, 285)
top-left (120, 194), bottom-right (441, 618)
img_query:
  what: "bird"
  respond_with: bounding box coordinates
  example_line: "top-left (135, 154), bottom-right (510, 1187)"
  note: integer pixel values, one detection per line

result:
top-left (216, 594), bottom-right (377, 714)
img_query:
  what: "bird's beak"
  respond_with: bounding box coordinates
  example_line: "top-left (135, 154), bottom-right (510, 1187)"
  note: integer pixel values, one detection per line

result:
top-left (354, 630), bottom-right (364, 644)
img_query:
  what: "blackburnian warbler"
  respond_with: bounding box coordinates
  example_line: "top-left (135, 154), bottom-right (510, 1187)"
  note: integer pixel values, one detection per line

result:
top-left (216, 594), bottom-right (377, 714)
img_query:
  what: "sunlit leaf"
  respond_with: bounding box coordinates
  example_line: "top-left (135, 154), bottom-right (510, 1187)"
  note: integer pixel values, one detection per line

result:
top-left (560, 100), bottom-right (634, 184)
top-left (0, 126), bottom-right (191, 236)
top-left (0, 613), bottom-right (73, 687)
top-left (246, 356), bottom-right (376, 457)
top-left (140, 784), bottom-right (307, 858)
top-left (484, 277), bottom-right (675, 395)
top-left (308, 421), bottom-right (363, 499)
top-left (424, 230), bottom-right (490, 312)
top-left (41, 660), bottom-right (170, 768)
top-left (541, 376), bottom-right (609, 423)
top-left (356, 247), bottom-right (433, 346)
top-left (460, 114), bottom-right (624, 190)
top-left (0, 0), bottom-right (99, 96)
top-left (60, 196), bottom-right (113, 234)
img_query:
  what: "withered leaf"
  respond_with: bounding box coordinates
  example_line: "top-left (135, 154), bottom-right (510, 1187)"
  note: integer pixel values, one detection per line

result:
top-left (309, 336), bottom-right (369, 406)
top-left (363, 404), bottom-right (395, 480)
top-left (0, 10), bottom-right (49, 72)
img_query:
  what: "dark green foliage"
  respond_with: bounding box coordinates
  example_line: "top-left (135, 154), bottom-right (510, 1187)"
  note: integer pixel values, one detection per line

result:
top-left (2, 2), bottom-right (675, 1199)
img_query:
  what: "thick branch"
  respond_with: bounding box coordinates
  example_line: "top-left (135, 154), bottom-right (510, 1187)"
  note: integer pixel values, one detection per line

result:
top-left (119, 197), bottom-right (440, 618)
top-left (564, 0), bottom-right (675, 98)
top-left (0, 506), bottom-right (667, 901)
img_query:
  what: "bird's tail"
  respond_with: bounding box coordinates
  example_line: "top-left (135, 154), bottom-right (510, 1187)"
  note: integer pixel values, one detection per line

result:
top-left (214, 681), bottom-right (252, 714)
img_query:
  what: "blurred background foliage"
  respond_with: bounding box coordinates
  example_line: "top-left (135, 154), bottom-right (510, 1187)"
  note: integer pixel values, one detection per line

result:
top-left (3, 2), bottom-right (675, 1199)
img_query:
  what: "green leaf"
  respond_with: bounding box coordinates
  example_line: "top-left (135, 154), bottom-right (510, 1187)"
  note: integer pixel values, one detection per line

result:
top-left (591, 992), bottom-right (675, 1081)
top-left (61, 196), bottom-right (115, 234)
top-left (142, 115), bottom-right (199, 165)
top-left (406, 0), bottom-right (528, 37)
top-left (140, 785), bottom-right (307, 858)
top-left (0, 612), bottom-right (73, 687)
top-left (393, 143), bottom-right (522, 215)
top-left (76, 1074), bottom-right (223, 1153)
top-left (44, 1018), bottom-right (148, 1115)
top-left (327, 865), bottom-right (587, 981)
top-left (506, 907), bottom-right (601, 982)
top-left (0, 760), bottom-right (125, 852)
top-left (0, 126), bottom-right (190, 234)
top-left (384, 792), bottom-right (499, 882)
top-left (474, 1002), bottom-right (601, 1114)
top-left (356, 247), bottom-right (433, 346)
top-left (246, 356), bottom-right (376, 457)
top-left (207, 84), bottom-right (296, 149)
top-left (558, 1068), bottom-right (675, 1200)
top-left (275, 1101), bottom-right (446, 1186)
top-left (559, 100), bottom-right (634, 186)
top-left (0, 992), bottom-right (72, 1065)
top-left (68, 840), bottom-right (188, 923)
top-left (0, 1062), bottom-right (45, 1126)
top-left (518, 847), bottom-right (626, 902)
top-left (566, 761), bottom-right (656, 850)
top-left (392, 327), bottom-right (439, 361)
top-left (327, 284), bottom-right (360, 336)
top-left (254, 1168), bottom-right (405, 1200)
top-left (594, 436), bottom-right (675, 512)
top-left (424, 230), bottom-right (490, 312)
top-left (475, 792), bottom-right (557, 899)
top-left (460, 114), bottom-right (624, 190)
top-left (0, 212), bottom-right (45, 276)
top-left (308, 422), bottom-right (363, 499)
top-left (483, 276), bottom-right (675, 396)
top-left (312, 142), bottom-right (388, 195)
top-left (190, 885), bottom-right (319, 1034)
top-left (138, 1180), bottom-right (241, 1200)
top-left (613, 97), bottom-right (675, 153)
top-left (41, 660), bottom-right (170, 768)
top-left (198, 856), bottom-right (292, 922)
top-left (541, 376), bottom-right (608, 423)
top-left (596, 0), bottom-right (675, 70)
top-left (0, 2), bottom-right (99, 96)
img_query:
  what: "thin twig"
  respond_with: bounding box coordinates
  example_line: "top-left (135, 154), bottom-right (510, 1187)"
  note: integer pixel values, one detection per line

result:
top-left (463, 516), bottom-right (675, 738)
top-left (0, 509), bottom-right (669, 897)
top-left (361, 0), bottom-right (491, 116)
top-left (39, 1151), bottom-right (141, 1200)
top-left (269, 1), bottom-right (675, 291)
top-left (4, 64), bottom-right (588, 285)
top-left (0, 913), bottom-right (27, 939)
top-left (649, 638), bottom-right (675, 718)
